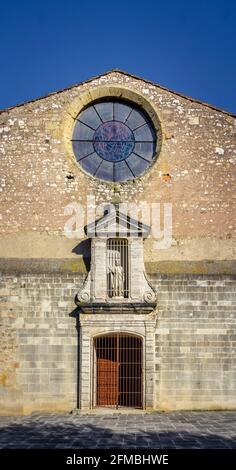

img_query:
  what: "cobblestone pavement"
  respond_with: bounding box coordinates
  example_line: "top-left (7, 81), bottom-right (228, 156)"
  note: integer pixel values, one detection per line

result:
top-left (0, 411), bottom-right (235, 449)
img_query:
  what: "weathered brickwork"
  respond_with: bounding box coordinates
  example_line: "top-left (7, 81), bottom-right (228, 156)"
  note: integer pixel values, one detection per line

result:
top-left (153, 275), bottom-right (236, 410)
top-left (0, 273), bottom-right (85, 415)
top-left (0, 271), bottom-right (235, 414)
top-left (0, 71), bottom-right (235, 261)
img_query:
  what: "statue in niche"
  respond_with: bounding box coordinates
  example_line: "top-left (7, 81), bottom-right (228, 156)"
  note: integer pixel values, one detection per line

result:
top-left (109, 258), bottom-right (124, 297)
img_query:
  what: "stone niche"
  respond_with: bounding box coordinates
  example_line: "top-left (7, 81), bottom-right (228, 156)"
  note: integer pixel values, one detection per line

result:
top-left (75, 204), bottom-right (157, 314)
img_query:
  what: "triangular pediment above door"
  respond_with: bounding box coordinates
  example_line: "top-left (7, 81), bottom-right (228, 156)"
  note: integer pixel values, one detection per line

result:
top-left (85, 205), bottom-right (150, 238)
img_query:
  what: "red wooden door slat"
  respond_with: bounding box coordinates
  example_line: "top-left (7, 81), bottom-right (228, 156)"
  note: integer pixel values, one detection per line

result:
top-left (97, 358), bottom-right (118, 406)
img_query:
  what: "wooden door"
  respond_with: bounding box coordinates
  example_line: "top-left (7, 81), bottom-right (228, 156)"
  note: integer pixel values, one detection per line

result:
top-left (95, 334), bottom-right (142, 408)
top-left (96, 335), bottom-right (118, 406)
top-left (97, 357), bottom-right (118, 406)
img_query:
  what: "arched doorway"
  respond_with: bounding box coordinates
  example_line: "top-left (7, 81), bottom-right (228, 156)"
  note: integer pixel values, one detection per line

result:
top-left (94, 333), bottom-right (143, 409)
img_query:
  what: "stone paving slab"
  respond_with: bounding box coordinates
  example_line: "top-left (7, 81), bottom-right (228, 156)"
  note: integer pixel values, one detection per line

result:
top-left (0, 411), bottom-right (235, 449)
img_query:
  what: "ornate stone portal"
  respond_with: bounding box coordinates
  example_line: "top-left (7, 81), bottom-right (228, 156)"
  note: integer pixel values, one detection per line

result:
top-left (75, 204), bottom-right (157, 410)
top-left (75, 204), bottom-right (157, 313)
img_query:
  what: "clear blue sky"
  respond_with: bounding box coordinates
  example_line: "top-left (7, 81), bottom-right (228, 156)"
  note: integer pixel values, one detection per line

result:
top-left (1, 0), bottom-right (235, 113)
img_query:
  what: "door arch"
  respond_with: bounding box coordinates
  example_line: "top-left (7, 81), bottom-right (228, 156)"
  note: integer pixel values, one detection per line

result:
top-left (94, 333), bottom-right (143, 409)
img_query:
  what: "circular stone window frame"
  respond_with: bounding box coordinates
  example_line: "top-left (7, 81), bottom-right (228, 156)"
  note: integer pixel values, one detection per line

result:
top-left (62, 85), bottom-right (164, 183)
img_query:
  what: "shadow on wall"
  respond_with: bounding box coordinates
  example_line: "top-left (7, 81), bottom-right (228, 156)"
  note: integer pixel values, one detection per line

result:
top-left (69, 241), bottom-right (91, 410)
top-left (72, 239), bottom-right (91, 272)
top-left (0, 418), bottom-right (235, 448)
top-left (68, 312), bottom-right (81, 410)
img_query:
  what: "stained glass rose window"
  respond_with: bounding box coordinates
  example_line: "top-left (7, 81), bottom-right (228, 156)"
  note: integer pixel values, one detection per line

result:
top-left (72, 100), bottom-right (157, 182)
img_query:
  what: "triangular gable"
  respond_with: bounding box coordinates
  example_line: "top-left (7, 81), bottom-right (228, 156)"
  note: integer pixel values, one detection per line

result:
top-left (85, 206), bottom-right (150, 238)
top-left (1, 69), bottom-right (235, 118)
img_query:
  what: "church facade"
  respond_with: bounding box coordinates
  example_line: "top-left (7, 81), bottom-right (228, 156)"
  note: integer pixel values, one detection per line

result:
top-left (0, 70), bottom-right (235, 414)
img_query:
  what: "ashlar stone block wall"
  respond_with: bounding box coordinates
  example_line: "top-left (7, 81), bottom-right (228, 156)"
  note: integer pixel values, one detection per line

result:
top-left (0, 270), bottom-right (235, 414)
top-left (153, 274), bottom-right (236, 410)
top-left (0, 273), bottom-right (85, 415)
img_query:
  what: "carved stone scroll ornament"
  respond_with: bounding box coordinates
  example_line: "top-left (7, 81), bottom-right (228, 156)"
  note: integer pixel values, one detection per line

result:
top-left (75, 272), bottom-right (91, 305)
top-left (143, 290), bottom-right (157, 303)
top-left (76, 291), bottom-right (90, 303)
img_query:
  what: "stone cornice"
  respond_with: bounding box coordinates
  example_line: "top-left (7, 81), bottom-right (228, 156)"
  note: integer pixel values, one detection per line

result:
top-left (0, 258), bottom-right (236, 275)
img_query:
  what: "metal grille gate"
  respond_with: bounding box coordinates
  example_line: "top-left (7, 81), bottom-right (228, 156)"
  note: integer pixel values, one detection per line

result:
top-left (107, 239), bottom-right (129, 298)
top-left (94, 334), bottom-right (143, 409)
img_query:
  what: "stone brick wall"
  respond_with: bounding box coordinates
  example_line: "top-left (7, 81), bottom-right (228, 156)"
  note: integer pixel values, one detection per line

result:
top-left (0, 272), bottom-right (85, 415)
top-left (152, 274), bottom-right (236, 410)
top-left (1, 270), bottom-right (235, 414)
top-left (0, 71), bottom-right (235, 262)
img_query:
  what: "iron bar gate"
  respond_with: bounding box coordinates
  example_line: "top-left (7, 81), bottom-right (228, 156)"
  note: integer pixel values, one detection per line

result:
top-left (107, 239), bottom-right (129, 298)
top-left (94, 334), bottom-right (143, 409)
